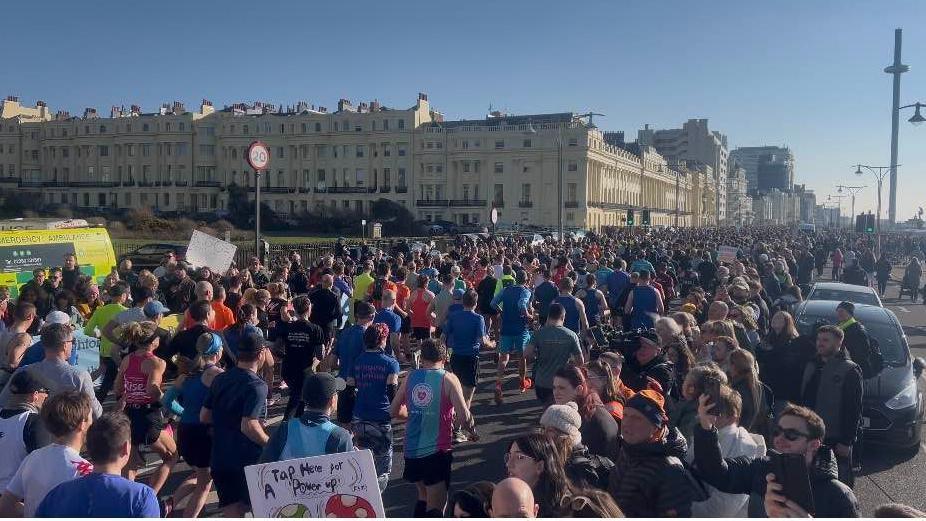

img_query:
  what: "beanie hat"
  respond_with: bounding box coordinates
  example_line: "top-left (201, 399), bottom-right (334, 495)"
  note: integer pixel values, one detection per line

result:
top-left (626, 389), bottom-right (667, 428)
top-left (837, 301), bottom-right (855, 316)
top-left (540, 402), bottom-right (583, 446)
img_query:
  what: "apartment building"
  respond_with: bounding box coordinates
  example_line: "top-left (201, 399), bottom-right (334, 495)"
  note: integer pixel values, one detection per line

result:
top-left (0, 94), bottom-right (714, 231)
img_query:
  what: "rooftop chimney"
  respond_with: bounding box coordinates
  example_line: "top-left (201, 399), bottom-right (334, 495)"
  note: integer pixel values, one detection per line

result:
top-left (36, 100), bottom-right (46, 107)
top-left (130, 104), bottom-right (141, 115)
top-left (5, 96), bottom-right (19, 103)
top-left (370, 100), bottom-right (381, 112)
top-left (418, 92), bottom-right (428, 101)
top-left (337, 98), bottom-right (353, 112)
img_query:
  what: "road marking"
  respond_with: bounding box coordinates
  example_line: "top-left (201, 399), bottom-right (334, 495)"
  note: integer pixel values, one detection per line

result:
top-left (897, 306), bottom-right (911, 313)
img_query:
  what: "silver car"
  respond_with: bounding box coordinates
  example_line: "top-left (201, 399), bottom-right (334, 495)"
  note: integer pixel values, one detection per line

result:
top-left (805, 282), bottom-right (883, 307)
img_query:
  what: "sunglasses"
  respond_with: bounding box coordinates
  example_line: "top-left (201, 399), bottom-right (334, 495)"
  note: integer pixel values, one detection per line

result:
top-left (771, 424), bottom-right (810, 442)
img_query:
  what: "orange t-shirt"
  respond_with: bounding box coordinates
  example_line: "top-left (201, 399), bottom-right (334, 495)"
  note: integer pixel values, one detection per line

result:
top-left (211, 301), bottom-right (236, 331)
top-left (395, 283), bottom-right (412, 311)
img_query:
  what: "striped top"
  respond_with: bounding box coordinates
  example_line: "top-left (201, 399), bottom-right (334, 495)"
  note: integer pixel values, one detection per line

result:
top-left (404, 368), bottom-right (454, 459)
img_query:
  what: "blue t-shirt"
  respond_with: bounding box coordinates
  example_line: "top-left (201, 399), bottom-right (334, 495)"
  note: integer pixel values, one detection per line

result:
top-left (445, 303), bottom-right (464, 324)
top-left (335, 324), bottom-right (367, 380)
top-left (20, 340), bottom-right (79, 367)
top-left (223, 324), bottom-right (262, 357)
top-left (491, 285), bottom-right (532, 336)
top-left (351, 351), bottom-right (400, 423)
top-left (607, 270), bottom-right (632, 299)
top-left (373, 308), bottom-right (402, 355)
top-left (443, 309), bottom-right (486, 357)
top-left (595, 268), bottom-right (614, 288)
top-left (36, 473), bottom-right (159, 518)
top-left (204, 366), bottom-right (269, 470)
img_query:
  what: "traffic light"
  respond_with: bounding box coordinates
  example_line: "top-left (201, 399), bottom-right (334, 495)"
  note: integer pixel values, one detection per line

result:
top-left (641, 209), bottom-right (651, 226)
top-left (626, 209), bottom-right (635, 226)
top-left (865, 213), bottom-right (875, 233)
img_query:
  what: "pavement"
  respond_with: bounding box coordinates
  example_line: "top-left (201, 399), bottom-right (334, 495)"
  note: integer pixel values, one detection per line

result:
top-left (148, 264), bottom-right (926, 517)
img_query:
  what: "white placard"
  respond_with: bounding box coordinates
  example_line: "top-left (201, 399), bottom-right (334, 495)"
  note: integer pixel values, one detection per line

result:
top-left (717, 245), bottom-right (738, 263)
top-left (185, 229), bottom-right (238, 273)
top-left (245, 449), bottom-right (385, 518)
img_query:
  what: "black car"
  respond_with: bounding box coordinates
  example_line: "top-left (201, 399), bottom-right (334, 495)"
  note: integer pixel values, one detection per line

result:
top-left (794, 300), bottom-right (926, 449)
top-left (118, 243), bottom-right (187, 271)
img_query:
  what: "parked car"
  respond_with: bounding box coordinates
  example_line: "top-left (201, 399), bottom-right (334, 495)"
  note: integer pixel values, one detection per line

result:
top-left (805, 281), bottom-right (883, 307)
top-left (118, 243), bottom-right (187, 271)
top-left (794, 300), bottom-right (925, 449)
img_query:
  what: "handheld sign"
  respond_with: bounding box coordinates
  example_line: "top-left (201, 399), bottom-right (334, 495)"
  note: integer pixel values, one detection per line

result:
top-left (247, 141), bottom-right (271, 172)
top-left (185, 229), bottom-right (238, 273)
top-left (245, 449), bottom-right (385, 518)
top-left (717, 245), bottom-right (738, 263)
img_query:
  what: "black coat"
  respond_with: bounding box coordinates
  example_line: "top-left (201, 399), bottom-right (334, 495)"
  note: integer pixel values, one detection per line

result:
top-left (623, 354), bottom-right (675, 396)
top-left (692, 425), bottom-right (859, 517)
top-left (757, 335), bottom-right (815, 404)
top-left (842, 321), bottom-right (877, 379)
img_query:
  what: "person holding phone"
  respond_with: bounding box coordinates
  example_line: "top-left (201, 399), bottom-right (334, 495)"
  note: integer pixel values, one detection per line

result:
top-left (692, 398), bottom-right (858, 517)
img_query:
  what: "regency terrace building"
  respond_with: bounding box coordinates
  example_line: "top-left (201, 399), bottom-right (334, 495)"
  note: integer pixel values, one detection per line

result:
top-left (0, 94), bottom-right (720, 231)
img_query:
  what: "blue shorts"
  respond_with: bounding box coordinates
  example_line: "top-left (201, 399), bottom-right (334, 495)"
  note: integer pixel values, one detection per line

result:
top-left (499, 332), bottom-right (530, 354)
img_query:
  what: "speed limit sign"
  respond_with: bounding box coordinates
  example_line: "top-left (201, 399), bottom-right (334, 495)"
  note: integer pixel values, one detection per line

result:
top-left (247, 141), bottom-right (271, 172)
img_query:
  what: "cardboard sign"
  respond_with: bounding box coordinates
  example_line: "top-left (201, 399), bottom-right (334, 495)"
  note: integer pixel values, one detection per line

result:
top-left (245, 449), bottom-right (385, 518)
top-left (718, 245), bottom-right (738, 263)
top-left (185, 230), bottom-right (237, 273)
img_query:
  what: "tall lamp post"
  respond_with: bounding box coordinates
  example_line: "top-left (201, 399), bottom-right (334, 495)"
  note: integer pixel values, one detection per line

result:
top-left (827, 194), bottom-right (847, 229)
top-left (855, 164), bottom-right (893, 254)
top-left (836, 184), bottom-right (865, 230)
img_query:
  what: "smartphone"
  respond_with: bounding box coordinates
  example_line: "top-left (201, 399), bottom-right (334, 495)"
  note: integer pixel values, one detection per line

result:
top-left (703, 376), bottom-right (727, 417)
top-left (768, 450), bottom-right (815, 515)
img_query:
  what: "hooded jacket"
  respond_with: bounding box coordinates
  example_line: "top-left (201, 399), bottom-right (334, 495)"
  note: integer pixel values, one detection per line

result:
top-left (692, 425), bottom-right (859, 517)
top-left (622, 354), bottom-right (675, 396)
top-left (608, 427), bottom-right (703, 518)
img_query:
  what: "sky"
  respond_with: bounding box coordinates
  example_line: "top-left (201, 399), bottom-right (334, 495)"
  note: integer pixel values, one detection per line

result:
top-left (3, 0), bottom-right (925, 220)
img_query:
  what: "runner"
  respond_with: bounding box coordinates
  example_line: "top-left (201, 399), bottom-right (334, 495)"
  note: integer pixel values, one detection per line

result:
top-left (491, 270), bottom-right (534, 404)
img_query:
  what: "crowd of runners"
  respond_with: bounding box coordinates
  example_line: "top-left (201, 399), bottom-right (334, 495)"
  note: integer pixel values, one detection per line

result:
top-left (1, 225), bottom-right (926, 517)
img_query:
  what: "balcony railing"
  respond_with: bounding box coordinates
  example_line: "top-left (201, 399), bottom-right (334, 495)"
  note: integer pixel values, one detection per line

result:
top-left (314, 187), bottom-right (327, 193)
top-left (175, 181), bottom-right (189, 187)
top-left (194, 181), bottom-right (221, 188)
top-left (449, 199), bottom-right (487, 207)
top-left (298, 187), bottom-right (309, 193)
top-left (68, 181), bottom-right (121, 188)
top-left (492, 201), bottom-right (504, 208)
top-left (518, 200), bottom-right (534, 208)
top-left (138, 181), bottom-right (154, 187)
top-left (416, 199), bottom-right (450, 207)
top-left (565, 201), bottom-right (579, 208)
top-left (0, 177), bottom-right (20, 184)
top-left (395, 186), bottom-right (408, 193)
top-left (328, 186), bottom-right (374, 194)
top-left (162, 180), bottom-right (174, 187)
top-left (122, 179), bottom-right (136, 187)
top-left (379, 186), bottom-right (392, 193)
top-left (19, 180), bottom-right (44, 188)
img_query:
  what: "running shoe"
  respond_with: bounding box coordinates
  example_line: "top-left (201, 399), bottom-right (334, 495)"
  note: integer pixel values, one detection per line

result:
top-left (520, 377), bottom-right (533, 392)
top-left (494, 382), bottom-right (504, 405)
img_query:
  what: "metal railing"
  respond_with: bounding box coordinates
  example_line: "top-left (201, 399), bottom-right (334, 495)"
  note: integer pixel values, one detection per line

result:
top-left (417, 199), bottom-right (450, 207)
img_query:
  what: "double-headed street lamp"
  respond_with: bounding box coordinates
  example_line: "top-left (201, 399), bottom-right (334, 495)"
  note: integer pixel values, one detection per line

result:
top-left (855, 164), bottom-right (895, 253)
top-left (836, 184), bottom-right (865, 230)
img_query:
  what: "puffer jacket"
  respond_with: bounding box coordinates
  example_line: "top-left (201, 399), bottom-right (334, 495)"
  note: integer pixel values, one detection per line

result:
top-left (608, 427), bottom-right (704, 517)
top-left (692, 425), bottom-right (859, 517)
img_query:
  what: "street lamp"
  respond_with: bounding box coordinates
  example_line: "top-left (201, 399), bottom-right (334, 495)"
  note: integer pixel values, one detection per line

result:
top-left (855, 164), bottom-right (895, 254)
top-left (903, 102), bottom-right (926, 125)
top-left (836, 184), bottom-right (865, 231)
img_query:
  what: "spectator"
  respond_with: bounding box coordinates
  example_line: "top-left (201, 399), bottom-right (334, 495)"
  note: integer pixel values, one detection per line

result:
top-left (608, 389), bottom-right (701, 517)
top-left (261, 372), bottom-right (352, 462)
top-left (694, 400), bottom-right (858, 517)
top-left (491, 477), bottom-right (539, 519)
top-left (504, 433), bottom-right (572, 517)
top-left (757, 310), bottom-right (812, 408)
top-left (34, 412), bottom-right (159, 517)
top-left (540, 401), bottom-right (614, 490)
top-left (525, 303), bottom-right (584, 405)
top-left (0, 391), bottom-right (93, 517)
top-left (836, 301), bottom-right (882, 379)
top-left (200, 331), bottom-right (269, 517)
top-left (0, 371), bottom-right (51, 492)
top-left (585, 360), bottom-right (627, 421)
top-left (552, 365), bottom-right (619, 459)
top-left (799, 324), bottom-right (863, 487)
top-left (687, 386), bottom-right (765, 517)
top-left (0, 302), bottom-right (37, 385)
top-left (60, 254), bottom-right (81, 293)
top-left (0, 323), bottom-right (103, 419)
top-left (447, 481), bottom-right (494, 518)
top-left (669, 362), bottom-right (729, 443)
top-left (873, 503), bottom-right (926, 518)
top-left (621, 329), bottom-right (675, 394)
top-left (728, 349), bottom-right (769, 434)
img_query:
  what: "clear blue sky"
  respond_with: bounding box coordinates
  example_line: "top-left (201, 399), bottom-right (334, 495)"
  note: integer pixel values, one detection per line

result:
top-left (4, 0), bottom-right (925, 219)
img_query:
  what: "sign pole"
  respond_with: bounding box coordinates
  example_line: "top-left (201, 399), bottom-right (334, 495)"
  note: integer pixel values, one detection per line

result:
top-left (255, 170), bottom-right (262, 262)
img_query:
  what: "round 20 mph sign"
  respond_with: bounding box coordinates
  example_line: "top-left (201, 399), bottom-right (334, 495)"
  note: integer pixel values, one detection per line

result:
top-left (247, 141), bottom-right (271, 172)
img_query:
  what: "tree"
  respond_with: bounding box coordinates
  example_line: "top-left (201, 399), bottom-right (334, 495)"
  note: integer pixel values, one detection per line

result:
top-left (226, 183), bottom-right (285, 230)
top-left (370, 198), bottom-right (424, 236)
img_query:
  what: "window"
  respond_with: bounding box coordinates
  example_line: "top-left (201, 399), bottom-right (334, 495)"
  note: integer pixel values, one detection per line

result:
top-left (142, 144), bottom-right (151, 157)
top-left (143, 123), bottom-right (149, 132)
top-left (384, 168), bottom-right (391, 185)
top-left (166, 123), bottom-right (171, 132)
top-left (99, 125), bottom-right (107, 133)
top-left (31, 150), bottom-right (38, 161)
top-left (164, 193), bottom-right (170, 206)
top-left (435, 164), bottom-right (443, 173)
top-left (462, 184), bottom-right (470, 200)
top-left (495, 140), bottom-right (504, 149)
top-left (568, 137), bottom-right (578, 147)
top-left (383, 119), bottom-right (389, 130)
top-left (521, 183), bottom-right (531, 201)
top-left (463, 162), bottom-right (471, 173)
top-left (462, 140), bottom-right (469, 149)
top-left (398, 168), bottom-right (406, 186)
top-left (568, 183), bottom-right (577, 202)
top-left (356, 169), bottom-right (366, 187)
top-left (426, 165), bottom-right (434, 174)
top-left (179, 122), bottom-right (185, 131)
top-left (277, 147), bottom-right (284, 158)
top-left (127, 144), bottom-right (135, 157)
top-left (317, 169), bottom-right (326, 182)
top-left (356, 145), bottom-right (365, 158)
top-left (494, 184), bottom-right (504, 204)
top-left (301, 123), bottom-right (307, 133)
top-left (315, 122), bottom-right (322, 132)
top-left (398, 119), bottom-right (405, 130)
top-left (398, 147), bottom-right (406, 157)
top-left (383, 146), bottom-right (391, 157)
top-left (98, 145), bottom-right (109, 157)
top-left (523, 139), bottom-right (532, 148)
top-left (568, 161), bottom-right (578, 172)
top-left (355, 125), bottom-right (362, 132)
top-left (426, 142), bottom-right (433, 149)
top-left (333, 146), bottom-right (339, 158)
top-left (177, 143), bottom-right (188, 156)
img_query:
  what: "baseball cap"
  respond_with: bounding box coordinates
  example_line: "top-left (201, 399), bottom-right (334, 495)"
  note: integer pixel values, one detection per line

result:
top-left (143, 301), bottom-right (171, 318)
top-left (301, 372), bottom-right (347, 403)
top-left (237, 331), bottom-right (267, 355)
top-left (44, 310), bottom-right (71, 326)
top-left (452, 288), bottom-right (465, 300)
top-left (9, 371), bottom-right (48, 395)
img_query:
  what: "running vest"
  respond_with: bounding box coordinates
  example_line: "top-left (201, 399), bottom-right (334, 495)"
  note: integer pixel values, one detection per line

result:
top-left (410, 290), bottom-right (431, 329)
top-left (582, 289), bottom-right (602, 326)
top-left (179, 364), bottom-right (214, 424)
top-left (630, 285), bottom-right (659, 329)
top-left (123, 352), bottom-right (155, 405)
top-left (404, 368), bottom-right (453, 459)
top-left (554, 295), bottom-right (581, 334)
top-left (280, 416), bottom-right (338, 460)
top-left (0, 410), bottom-right (29, 490)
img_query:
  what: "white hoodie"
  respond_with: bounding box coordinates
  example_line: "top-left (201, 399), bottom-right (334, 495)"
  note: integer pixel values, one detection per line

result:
top-left (688, 423), bottom-right (767, 518)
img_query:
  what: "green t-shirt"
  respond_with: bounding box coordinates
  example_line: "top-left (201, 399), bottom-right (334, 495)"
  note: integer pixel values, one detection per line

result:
top-left (83, 302), bottom-right (128, 358)
top-left (529, 325), bottom-right (582, 389)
